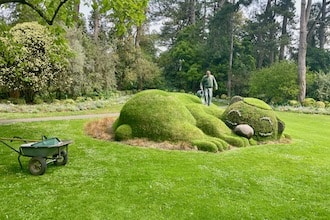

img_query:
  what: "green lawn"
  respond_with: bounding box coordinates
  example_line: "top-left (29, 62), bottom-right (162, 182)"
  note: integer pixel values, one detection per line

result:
top-left (0, 111), bottom-right (329, 219)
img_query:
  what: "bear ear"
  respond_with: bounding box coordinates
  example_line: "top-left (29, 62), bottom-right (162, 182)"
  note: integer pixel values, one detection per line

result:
top-left (277, 117), bottom-right (285, 136)
top-left (230, 96), bottom-right (243, 105)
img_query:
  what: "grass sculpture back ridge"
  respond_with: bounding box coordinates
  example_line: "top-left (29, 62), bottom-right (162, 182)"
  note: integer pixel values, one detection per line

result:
top-left (112, 90), bottom-right (286, 152)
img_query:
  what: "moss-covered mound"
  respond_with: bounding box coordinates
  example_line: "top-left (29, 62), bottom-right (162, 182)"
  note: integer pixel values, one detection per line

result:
top-left (113, 90), bottom-right (249, 152)
top-left (222, 96), bottom-right (285, 141)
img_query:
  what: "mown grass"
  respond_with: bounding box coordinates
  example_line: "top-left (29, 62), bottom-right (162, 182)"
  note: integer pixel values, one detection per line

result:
top-left (0, 111), bottom-right (329, 219)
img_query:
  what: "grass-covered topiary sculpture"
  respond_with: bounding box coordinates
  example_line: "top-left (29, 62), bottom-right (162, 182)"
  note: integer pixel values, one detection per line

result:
top-left (112, 90), bottom-right (250, 152)
top-left (112, 90), bottom-right (286, 152)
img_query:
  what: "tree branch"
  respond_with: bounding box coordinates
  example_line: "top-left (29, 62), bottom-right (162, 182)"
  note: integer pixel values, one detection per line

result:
top-left (0, 0), bottom-right (24, 4)
top-left (0, 0), bottom-right (70, 25)
top-left (50, 0), bottom-right (69, 25)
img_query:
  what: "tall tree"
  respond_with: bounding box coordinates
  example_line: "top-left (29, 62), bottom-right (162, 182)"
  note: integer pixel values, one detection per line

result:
top-left (319, 0), bottom-right (327, 49)
top-left (277, 0), bottom-right (295, 61)
top-left (259, 0), bottom-right (279, 66)
top-left (84, 0), bottom-right (149, 38)
top-left (307, 0), bottom-right (330, 49)
top-left (149, 0), bottom-right (204, 47)
top-left (305, 0), bottom-right (330, 73)
top-left (298, 0), bottom-right (312, 103)
top-left (225, 0), bottom-right (253, 97)
top-left (244, 0), bottom-right (280, 68)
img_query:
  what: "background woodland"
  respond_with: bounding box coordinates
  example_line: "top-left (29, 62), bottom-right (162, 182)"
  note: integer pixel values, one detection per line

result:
top-left (0, 0), bottom-right (329, 105)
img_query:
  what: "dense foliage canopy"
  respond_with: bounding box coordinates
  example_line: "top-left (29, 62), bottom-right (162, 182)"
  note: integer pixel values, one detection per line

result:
top-left (0, 0), bottom-right (329, 104)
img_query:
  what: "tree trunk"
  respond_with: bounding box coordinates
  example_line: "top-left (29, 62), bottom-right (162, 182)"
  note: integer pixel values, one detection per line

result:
top-left (279, 16), bottom-right (288, 61)
top-left (298, 0), bottom-right (312, 103)
top-left (73, 0), bottom-right (80, 24)
top-left (93, 9), bottom-right (100, 42)
top-left (203, 0), bottom-right (207, 30)
top-left (9, 90), bottom-right (20, 99)
top-left (189, 0), bottom-right (196, 25)
top-left (92, 0), bottom-right (100, 42)
top-left (266, 0), bottom-right (275, 64)
top-left (227, 0), bottom-right (235, 98)
top-left (257, 35), bottom-right (264, 69)
top-left (135, 25), bottom-right (142, 48)
top-left (319, 0), bottom-right (327, 49)
top-left (135, 7), bottom-right (148, 48)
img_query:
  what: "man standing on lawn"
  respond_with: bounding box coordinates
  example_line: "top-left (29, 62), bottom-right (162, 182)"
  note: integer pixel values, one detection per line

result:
top-left (200, 70), bottom-right (218, 106)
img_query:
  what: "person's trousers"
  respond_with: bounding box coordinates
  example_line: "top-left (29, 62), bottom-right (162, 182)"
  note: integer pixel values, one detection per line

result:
top-left (203, 88), bottom-right (213, 106)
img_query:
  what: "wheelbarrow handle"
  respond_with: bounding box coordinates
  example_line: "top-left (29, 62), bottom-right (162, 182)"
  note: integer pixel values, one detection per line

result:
top-left (0, 139), bottom-right (21, 154)
top-left (0, 137), bottom-right (39, 142)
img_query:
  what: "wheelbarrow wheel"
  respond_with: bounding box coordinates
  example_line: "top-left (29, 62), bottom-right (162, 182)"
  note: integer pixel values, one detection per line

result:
top-left (54, 151), bottom-right (68, 166)
top-left (28, 157), bottom-right (47, 175)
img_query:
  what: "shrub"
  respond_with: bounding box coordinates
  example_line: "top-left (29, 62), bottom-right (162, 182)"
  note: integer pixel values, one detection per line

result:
top-left (325, 101), bottom-right (330, 108)
top-left (53, 99), bottom-right (61, 104)
top-left (8, 98), bottom-right (26, 105)
top-left (76, 97), bottom-right (86, 102)
top-left (0, 22), bottom-right (72, 103)
top-left (302, 98), bottom-right (316, 107)
top-left (288, 100), bottom-right (300, 107)
top-left (220, 94), bottom-right (228, 99)
top-left (315, 72), bottom-right (330, 101)
top-left (64, 99), bottom-right (75, 104)
top-left (33, 96), bottom-right (44, 105)
top-left (249, 61), bottom-right (299, 104)
top-left (315, 101), bottom-right (326, 108)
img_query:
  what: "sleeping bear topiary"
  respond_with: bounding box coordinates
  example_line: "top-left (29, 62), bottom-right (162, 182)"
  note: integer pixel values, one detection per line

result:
top-left (112, 90), bottom-right (285, 152)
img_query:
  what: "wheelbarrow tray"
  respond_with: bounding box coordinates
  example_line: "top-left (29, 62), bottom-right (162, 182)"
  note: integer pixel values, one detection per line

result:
top-left (20, 139), bottom-right (72, 157)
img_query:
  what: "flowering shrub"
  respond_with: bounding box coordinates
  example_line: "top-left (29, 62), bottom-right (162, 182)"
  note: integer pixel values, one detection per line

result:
top-left (0, 22), bottom-right (71, 103)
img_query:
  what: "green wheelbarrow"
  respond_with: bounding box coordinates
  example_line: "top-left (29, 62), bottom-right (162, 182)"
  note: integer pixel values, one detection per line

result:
top-left (0, 136), bottom-right (73, 175)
